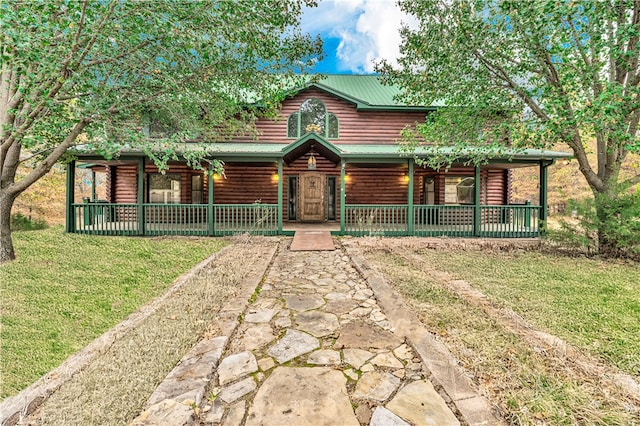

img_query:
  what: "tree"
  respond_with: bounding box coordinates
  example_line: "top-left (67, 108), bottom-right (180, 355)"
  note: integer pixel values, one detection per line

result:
top-left (0, 0), bottom-right (322, 263)
top-left (379, 0), bottom-right (640, 255)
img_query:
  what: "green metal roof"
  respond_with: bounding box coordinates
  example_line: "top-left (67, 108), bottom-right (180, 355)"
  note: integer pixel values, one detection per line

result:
top-left (76, 140), bottom-right (571, 163)
top-left (338, 144), bottom-right (572, 161)
top-left (300, 75), bottom-right (442, 111)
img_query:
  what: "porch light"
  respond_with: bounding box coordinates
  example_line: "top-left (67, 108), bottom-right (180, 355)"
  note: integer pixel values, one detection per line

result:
top-left (403, 174), bottom-right (410, 184)
top-left (307, 145), bottom-right (317, 170)
top-left (272, 173), bottom-right (279, 182)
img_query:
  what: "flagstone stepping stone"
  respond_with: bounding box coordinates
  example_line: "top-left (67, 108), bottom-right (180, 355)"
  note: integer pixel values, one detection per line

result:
top-left (370, 352), bottom-right (403, 369)
top-left (219, 377), bottom-right (256, 404)
top-left (295, 311), bottom-right (339, 337)
top-left (131, 399), bottom-right (193, 426)
top-left (267, 329), bottom-right (319, 363)
top-left (334, 322), bottom-right (403, 350)
top-left (245, 367), bottom-right (360, 426)
top-left (315, 278), bottom-right (337, 287)
top-left (392, 369), bottom-right (406, 379)
top-left (349, 307), bottom-right (373, 317)
top-left (353, 289), bottom-right (373, 301)
top-left (343, 368), bottom-right (359, 381)
top-left (325, 292), bottom-right (352, 301)
top-left (257, 357), bottom-right (275, 372)
top-left (393, 344), bottom-right (414, 360)
top-left (250, 297), bottom-right (281, 309)
top-left (386, 380), bottom-right (460, 426)
top-left (370, 406), bottom-right (410, 426)
top-left (244, 309), bottom-right (278, 323)
top-left (353, 371), bottom-right (401, 402)
top-left (307, 349), bottom-right (341, 365)
top-left (274, 315), bottom-right (292, 328)
top-left (237, 324), bottom-right (276, 351)
top-left (343, 348), bottom-right (374, 370)
top-left (361, 363), bottom-right (375, 372)
top-left (217, 352), bottom-right (258, 386)
top-left (225, 400), bottom-right (246, 426)
top-left (370, 309), bottom-right (387, 322)
top-left (203, 398), bottom-right (225, 424)
top-left (323, 299), bottom-right (358, 315)
top-left (284, 294), bottom-right (325, 311)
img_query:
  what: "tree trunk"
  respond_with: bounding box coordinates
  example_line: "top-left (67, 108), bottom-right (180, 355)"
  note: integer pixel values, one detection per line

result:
top-left (591, 167), bottom-right (625, 257)
top-left (0, 192), bottom-right (17, 263)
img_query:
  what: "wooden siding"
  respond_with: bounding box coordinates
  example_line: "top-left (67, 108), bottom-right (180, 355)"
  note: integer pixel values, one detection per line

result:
top-left (486, 170), bottom-right (508, 205)
top-left (112, 164), bottom-right (137, 204)
top-left (213, 162), bottom-right (278, 204)
top-left (108, 163), bottom-right (508, 207)
top-left (231, 88), bottom-right (427, 145)
top-left (345, 164), bottom-right (409, 205)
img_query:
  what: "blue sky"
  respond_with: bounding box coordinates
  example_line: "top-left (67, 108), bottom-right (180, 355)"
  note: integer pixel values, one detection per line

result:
top-left (300, 0), bottom-right (418, 74)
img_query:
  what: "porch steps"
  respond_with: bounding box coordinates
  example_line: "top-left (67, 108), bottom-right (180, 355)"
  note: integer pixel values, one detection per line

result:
top-left (289, 230), bottom-right (335, 251)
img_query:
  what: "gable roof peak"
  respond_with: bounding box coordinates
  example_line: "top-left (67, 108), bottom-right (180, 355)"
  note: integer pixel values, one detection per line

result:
top-left (292, 74), bottom-right (440, 111)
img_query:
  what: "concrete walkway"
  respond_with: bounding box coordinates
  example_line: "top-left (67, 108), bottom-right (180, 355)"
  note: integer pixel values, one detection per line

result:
top-left (132, 238), bottom-right (502, 425)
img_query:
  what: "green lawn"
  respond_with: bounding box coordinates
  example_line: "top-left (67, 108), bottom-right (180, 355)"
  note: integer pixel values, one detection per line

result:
top-left (420, 249), bottom-right (640, 378)
top-left (362, 245), bottom-right (640, 424)
top-left (0, 227), bottom-right (226, 398)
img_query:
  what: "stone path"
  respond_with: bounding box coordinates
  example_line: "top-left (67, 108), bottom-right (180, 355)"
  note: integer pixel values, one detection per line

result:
top-left (133, 238), bottom-right (502, 425)
top-left (206, 243), bottom-right (458, 425)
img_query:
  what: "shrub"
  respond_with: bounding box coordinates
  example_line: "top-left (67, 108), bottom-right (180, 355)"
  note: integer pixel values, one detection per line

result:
top-left (10, 213), bottom-right (48, 231)
top-left (548, 189), bottom-right (640, 258)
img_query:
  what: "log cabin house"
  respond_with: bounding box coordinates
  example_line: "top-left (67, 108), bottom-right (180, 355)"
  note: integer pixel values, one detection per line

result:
top-left (67, 75), bottom-right (571, 237)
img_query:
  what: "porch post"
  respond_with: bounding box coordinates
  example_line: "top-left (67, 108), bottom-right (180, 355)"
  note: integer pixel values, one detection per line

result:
top-left (539, 161), bottom-right (549, 234)
top-left (65, 160), bottom-right (76, 233)
top-left (474, 165), bottom-right (481, 237)
top-left (208, 162), bottom-right (214, 236)
top-left (137, 157), bottom-right (145, 236)
top-left (407, 159), bottom-right (414, 235)
top-left (277, 158), bottom-right (283, 233)
top-left (91, 169), bottom-right (97, 201)
top-left (340, 160), bottom-right (346, 235)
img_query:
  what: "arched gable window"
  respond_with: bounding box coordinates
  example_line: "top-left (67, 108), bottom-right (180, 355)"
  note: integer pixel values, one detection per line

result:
top-left (287, 98), bottom-right (339, 139)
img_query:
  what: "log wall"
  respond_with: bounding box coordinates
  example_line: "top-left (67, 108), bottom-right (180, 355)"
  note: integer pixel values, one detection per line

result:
top-left (231, 88), bottom-right (427, 145)
top-left (213, 162), bottom-right (278, 204)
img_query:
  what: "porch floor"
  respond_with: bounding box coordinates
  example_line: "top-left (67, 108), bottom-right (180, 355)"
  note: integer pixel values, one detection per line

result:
top-left (290, 230), bottom-right (336, 251)
top-left (282, 222), bottom-right (341, 232)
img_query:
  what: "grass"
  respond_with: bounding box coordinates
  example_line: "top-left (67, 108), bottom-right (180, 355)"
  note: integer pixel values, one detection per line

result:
top-left (30, 240), bottom-right (272, 425)
top-left (0, 226), bottom-right (226, 398)
top-left (358, 242), bottom-right (640, 425)
top-left (418, 249), bottom-right (640, 377)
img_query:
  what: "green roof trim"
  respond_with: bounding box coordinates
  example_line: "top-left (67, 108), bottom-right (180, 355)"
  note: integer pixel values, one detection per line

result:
top-left (281, 133), bottom-right (341, 157)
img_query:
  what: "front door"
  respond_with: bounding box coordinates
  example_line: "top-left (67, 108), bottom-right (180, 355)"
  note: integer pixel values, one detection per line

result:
top-left (299, 172), bottom-right (325, 222)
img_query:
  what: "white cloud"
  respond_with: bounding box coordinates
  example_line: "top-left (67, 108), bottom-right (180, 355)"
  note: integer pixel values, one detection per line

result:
top-left (301, 0), bottom-right (418, 73)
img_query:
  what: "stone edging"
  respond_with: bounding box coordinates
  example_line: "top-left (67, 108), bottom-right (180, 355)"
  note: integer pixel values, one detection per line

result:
top-left (0, 244), bottom-right (237, 426)
top-left (342, 242), bottom-right (507, 426)
top-left (130, 244), bottom-right (279, 425)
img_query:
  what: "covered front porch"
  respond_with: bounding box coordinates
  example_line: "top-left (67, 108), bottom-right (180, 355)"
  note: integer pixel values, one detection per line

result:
top-left (70, 202), bottom-right (541, 237)
top-left (67, 136), bottom-right (570, 238)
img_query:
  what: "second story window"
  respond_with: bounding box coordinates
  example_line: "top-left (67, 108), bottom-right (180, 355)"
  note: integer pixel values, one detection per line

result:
top-left (287, 98), bottom-right (339, 139)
